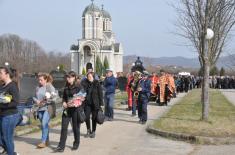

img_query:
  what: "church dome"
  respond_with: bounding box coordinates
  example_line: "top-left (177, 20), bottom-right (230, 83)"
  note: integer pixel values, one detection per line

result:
top-left (82, 3), bottom-right (102, 17)
top-left (102, 9), bottom-right (112, 20)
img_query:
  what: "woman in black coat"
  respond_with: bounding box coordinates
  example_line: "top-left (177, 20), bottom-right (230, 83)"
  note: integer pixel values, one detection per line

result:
top-left (54, 71), bottom-right (81, 152)
top-left (0, 67), bottom-right (21, 155)
top-left (82, 72), bottom-right (103, 138)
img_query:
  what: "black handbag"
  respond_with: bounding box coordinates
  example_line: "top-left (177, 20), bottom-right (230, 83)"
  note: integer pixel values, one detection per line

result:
top-left (77, 107), bottom-right (86, 123)
top-left (96, 108), bottom-right (105, 124)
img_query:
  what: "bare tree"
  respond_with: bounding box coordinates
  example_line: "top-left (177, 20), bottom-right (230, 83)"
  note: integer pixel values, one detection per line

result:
top-left (0, 34), bottom-right (70, 73)
top-left (174, 0), bottom-right (235, 120)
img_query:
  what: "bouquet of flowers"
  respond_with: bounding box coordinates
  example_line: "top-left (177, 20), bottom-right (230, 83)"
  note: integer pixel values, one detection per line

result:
top-left (68, 90), bottom-right (87, 107)
top-left (33, 91), bottom-right (57, 105)
top-left (44, 91), bottom-right (57, 102)
top-left (32, 91), bottom-right (57, 114)
top-left (0, 92), bottom-right (12, 104)
top-left (63, 90), bottom-right (86, 116)
top-left (32, 91), bottom-right (58, 119)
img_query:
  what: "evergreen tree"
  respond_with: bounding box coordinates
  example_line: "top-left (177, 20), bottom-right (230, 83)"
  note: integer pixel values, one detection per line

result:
top-left (210, 66), bottom-right (218, 76)
top-left (95, 56), bottom-right (103, 76)
top-left (220, 67), bottom-right (225, 76)
top-left (58, 64), bottom-right (65, 72)
top-left (82, 67), bottom-right (86, 75)
top-left (103, 56), bottom-right (110, 75)
top-left (103, 56), bottom-right (109, 70)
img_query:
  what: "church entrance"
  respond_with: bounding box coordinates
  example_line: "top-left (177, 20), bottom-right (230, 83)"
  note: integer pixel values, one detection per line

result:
top-left (86, 62), bottom-right (93, 71)
top-left (83, 45), bottom-right (94, 70)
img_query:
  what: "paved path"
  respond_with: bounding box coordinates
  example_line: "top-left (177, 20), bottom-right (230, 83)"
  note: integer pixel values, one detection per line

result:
top-left (220, 89), bottom-right (235, 106)
top-left (15, 93), bottom-right (195, 155)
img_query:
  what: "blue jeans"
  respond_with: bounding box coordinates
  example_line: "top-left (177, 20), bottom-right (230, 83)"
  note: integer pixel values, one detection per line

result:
top-left (38, 111), bottom-right (50, 143)
top-left (0, 113), bottom-right (21, 155)
top-left (104, 93), bottom-right (115, 118)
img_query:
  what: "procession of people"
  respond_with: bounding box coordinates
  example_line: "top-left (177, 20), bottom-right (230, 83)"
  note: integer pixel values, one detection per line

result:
top-left (1, 60), bottom-right (235, 155)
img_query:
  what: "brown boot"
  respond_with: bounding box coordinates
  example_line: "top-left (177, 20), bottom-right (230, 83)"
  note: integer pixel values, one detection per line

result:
top-left (37, 142), bottom-right (46, 149)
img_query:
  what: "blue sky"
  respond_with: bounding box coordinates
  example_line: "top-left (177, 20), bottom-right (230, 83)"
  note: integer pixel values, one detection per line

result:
top-left (0, 0), bottom-right (234, 58)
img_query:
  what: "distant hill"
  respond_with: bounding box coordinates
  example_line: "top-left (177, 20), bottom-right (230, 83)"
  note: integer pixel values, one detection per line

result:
top-left (124, 55), bottom-right (235, 68)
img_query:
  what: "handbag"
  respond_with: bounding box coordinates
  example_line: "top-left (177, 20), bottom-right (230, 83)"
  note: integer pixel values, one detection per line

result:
top-left (45, 84), bottom-right (57, 119)
top-left (33, 108), bottom-right (38, 120)
top-left (48, 101), bottom-right (56, 119)
top-left (77, 106), bottom-right (86, 123)
top-left (96, 108), bottom-right (105, 124)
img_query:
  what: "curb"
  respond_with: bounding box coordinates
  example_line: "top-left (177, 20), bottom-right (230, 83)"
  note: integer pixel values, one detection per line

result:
top-left (146, 124), bottom-right (235, 145)
top-left (15, 119), bottom-right (61, 136)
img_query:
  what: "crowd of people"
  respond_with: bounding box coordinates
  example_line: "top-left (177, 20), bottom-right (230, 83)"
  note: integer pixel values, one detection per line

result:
top-left (209, 76), bottom-right (235, 89)
top-left (0, 66), bottom-right (117, 155)
top-left (0, 64), bottom-right (235, 155)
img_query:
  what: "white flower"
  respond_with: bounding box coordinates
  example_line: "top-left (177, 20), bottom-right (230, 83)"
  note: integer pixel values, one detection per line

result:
top-left (45, 92), bottom-right (51, 99)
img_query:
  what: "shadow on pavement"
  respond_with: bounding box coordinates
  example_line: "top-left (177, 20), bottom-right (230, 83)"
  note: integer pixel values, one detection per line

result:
top-left (114, 112), bottom-right (132, 117)
top-left (112, 118), bottom-right (139, 124)
top-left (15, 136), bottom-right (76, 151)
top-left (15, 136), bottom-right (57, 150)
top-left (50, 128), bottom-right (87, 137)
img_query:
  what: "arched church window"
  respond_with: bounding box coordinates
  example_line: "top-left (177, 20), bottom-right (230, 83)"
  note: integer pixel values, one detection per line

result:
top-left (83, 45), bottom-right (92, 56)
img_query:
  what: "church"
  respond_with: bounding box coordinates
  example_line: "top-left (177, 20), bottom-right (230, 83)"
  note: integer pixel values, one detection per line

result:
top-left (70, 1), bottom-right (124, 75)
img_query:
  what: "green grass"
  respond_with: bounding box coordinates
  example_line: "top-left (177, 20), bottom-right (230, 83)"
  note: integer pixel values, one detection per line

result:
top-left (153, 89), bottom-right (235, 137)
top-left (115, 91), bottom-right (128, 101)
top-left (114, 92), bottom-right (128, 109)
